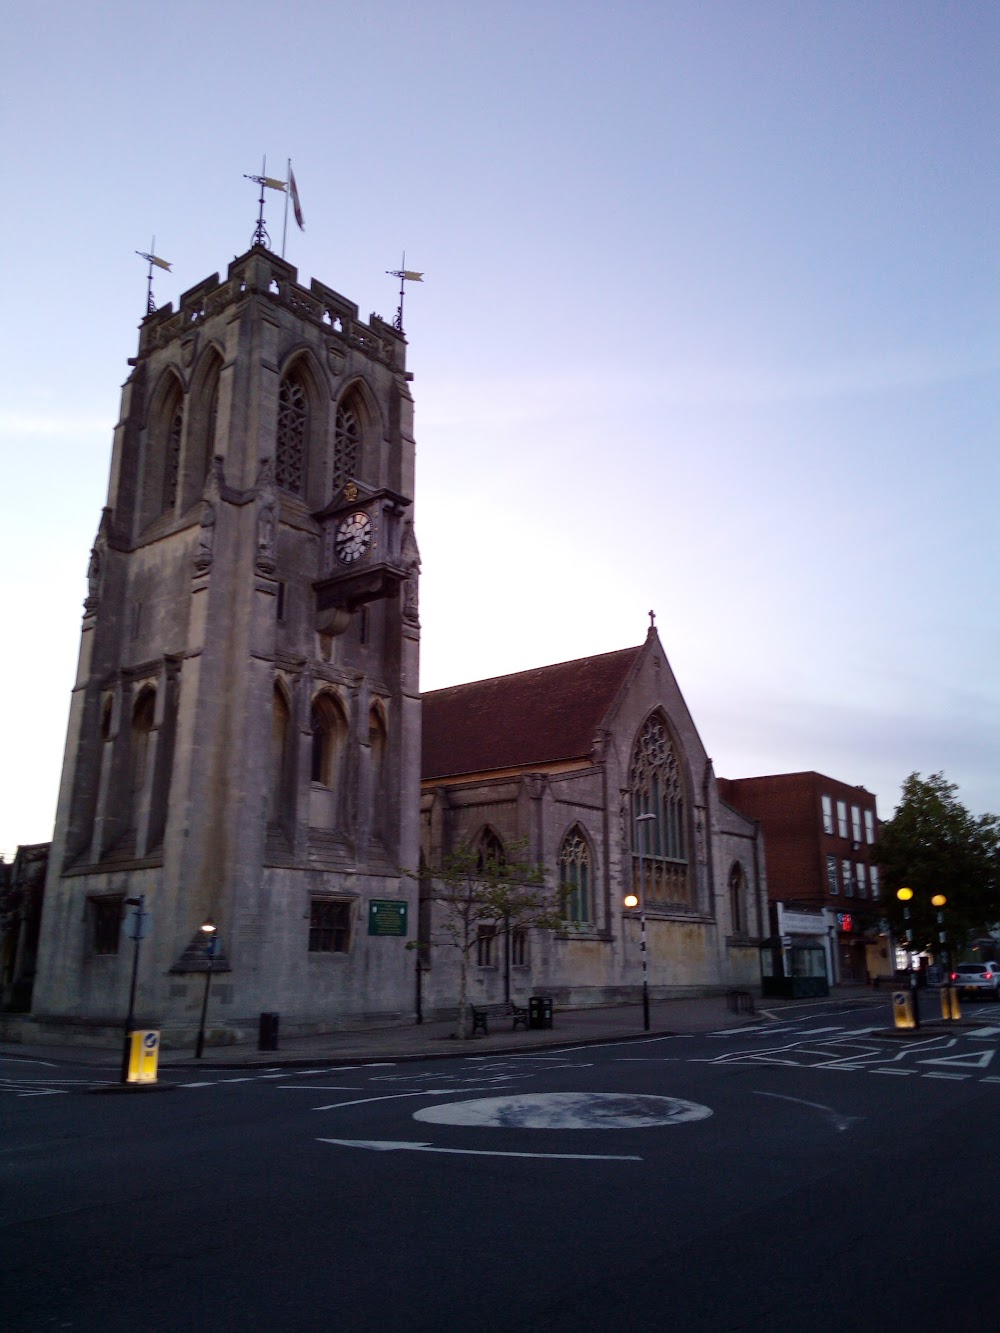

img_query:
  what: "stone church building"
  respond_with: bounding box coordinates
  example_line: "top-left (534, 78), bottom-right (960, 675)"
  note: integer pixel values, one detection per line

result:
top-left (30, 245), bottom-right (765, 1044)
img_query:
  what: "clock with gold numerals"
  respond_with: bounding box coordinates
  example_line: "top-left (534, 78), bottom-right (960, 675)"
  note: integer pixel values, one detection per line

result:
top-left (334, 511), bottom-right (372, 564)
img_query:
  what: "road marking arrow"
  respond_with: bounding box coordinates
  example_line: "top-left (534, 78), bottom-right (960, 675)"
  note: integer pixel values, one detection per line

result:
top-left (318, 1138), bottom-right (642, 1161)
top-left (918, 1049), bottom-right (996, 1070)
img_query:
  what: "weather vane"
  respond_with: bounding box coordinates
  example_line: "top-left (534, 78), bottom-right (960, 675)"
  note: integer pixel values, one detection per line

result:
top-left (135, 236), bottom-right (171, 315)
top-left (243, 156), bottom-right (287, 250)
top-left (385, 252), bottom-right (424, 332)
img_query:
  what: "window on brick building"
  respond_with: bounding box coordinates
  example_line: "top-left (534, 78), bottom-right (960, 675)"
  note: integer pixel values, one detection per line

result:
top-left (842, 858), bottom-right (853, 895)
top-left (827, 855), bottom-right (839, 895)
top-left (870, 866), bottom-right (881, 899)
top-left (837, 801), bottom-right (848, 838)
top-left (851, 805), bottom-right (862, 842)
top-left (864, 809), bottom-right (875, 844)
top-left (821, 795), bottom-right (833, 835)
top-left (857, 863), bottom-right (868, 898)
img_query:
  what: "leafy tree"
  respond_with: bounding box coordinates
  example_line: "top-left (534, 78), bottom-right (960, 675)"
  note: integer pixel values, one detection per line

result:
top-left (873, 772), bottom-right (1000, 954)
top-left (415, 840), bottom-right (565, 1037)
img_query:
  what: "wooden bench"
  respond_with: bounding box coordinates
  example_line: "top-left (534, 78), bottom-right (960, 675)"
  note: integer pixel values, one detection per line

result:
top-left (470, 1001), bottom-right (530, 1036)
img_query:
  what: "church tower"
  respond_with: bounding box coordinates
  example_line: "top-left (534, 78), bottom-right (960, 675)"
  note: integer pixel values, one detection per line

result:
top-left (32, 246), bottom-right (421, 1041)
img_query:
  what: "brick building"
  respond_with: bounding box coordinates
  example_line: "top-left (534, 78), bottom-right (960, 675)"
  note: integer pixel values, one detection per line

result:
top-left (717, 771), bottom-right (888, 985)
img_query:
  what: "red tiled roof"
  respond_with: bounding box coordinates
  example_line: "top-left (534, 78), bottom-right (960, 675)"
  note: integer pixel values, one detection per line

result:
top-left (422, 646), bottom-right (643, 780)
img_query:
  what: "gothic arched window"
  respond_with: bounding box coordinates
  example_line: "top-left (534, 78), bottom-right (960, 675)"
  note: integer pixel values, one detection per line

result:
top-left (182, 351), bottom-right (222, 507)
top-left (729, 862), bottom-right (747, 935)
top-left (369, 705), bottom-right (387, 839)
top-left (559, 827), bottom-right (592, 924)
top-left (333, 395), bottom-right (361, 493)
top-left (162, 399), bottom-right (183, 513)
top-left (629, 714), bottom-right (690, 908)
top-left (476, 828), bottom-right (505, 874)
top-left (311, 694), bottom-right (347, 788)
top-left (130, 689), bottom-right (156, 798)
top-left (275, 368), bottom-right (308, 496)
top-left (270, 685), bottom-right (291, 821)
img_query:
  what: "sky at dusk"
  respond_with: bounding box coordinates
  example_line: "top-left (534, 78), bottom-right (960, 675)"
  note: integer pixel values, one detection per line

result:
top-left (1, 0), bottom-right (997, 857)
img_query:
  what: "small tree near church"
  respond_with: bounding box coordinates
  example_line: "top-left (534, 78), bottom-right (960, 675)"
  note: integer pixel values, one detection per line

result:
top-left (417, 840), bottom-right (565, 1038)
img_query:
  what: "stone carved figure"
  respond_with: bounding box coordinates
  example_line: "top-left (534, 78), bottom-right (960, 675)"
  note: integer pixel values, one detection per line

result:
top-left (401, 523), bottom-right (421, 624)
top-left (255, 457), bottom-right (277, 574)
top-left (84, 508), bottom-right (112, 610)
top-left (195, 456), bottom-right (225, 572)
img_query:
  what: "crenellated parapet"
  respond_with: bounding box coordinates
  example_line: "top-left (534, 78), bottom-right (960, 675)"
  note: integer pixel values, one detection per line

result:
top-left (138, 245), bottom-right (406, 371)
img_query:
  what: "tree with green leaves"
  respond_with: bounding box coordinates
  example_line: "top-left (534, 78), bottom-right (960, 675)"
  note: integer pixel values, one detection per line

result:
top-left (873, 772), bottom-right (1000, 955)
top-left (416, 840), bottom-right (565, 1038)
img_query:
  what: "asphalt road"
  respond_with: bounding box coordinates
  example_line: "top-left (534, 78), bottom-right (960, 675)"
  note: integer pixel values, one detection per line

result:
top-left (4, 1002), bottom-right (1000, 1332)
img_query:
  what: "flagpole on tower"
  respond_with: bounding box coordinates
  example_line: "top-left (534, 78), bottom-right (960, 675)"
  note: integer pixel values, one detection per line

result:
top-left (385, 253), bottom-right (424, 334)
top-left (135, 235), bottom-right (172, 316)
top-left (281, 158), bottom-right (290, 258)
top-left (243, 155), bottom-right (285, 250)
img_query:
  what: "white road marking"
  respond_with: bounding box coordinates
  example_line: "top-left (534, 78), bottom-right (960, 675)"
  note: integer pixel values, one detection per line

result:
top-left (414, 1092), bottom-right (713, 1129)
top-left (279, 1085), bottom-right (365, 1091)
top-left (872, 1068), bottom-right (914, 1075)
top-left (918, 1049), bottom-right (995, 1070)
top-left (177, 1081), bottom-right (215, 1088)
top-left (313, 1089), bottom-right (487, 1112)
top-left (922, 1072), bottom-right (970, 1080)
top-left (752, 1090), bottom-right (861, 1132)
top-left (318, 1138), bottom-right (643, 1161)
top-left (963, 1027), bottom-right (1000, 1037)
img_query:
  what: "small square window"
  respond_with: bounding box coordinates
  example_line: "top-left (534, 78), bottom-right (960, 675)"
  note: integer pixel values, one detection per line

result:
top-left (309, 899), bottom-right (351, 953)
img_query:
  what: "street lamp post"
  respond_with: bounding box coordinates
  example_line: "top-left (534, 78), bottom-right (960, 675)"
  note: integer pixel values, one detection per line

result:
top-left (194, 917), bottom-right (218, 1059)
top-left (624, 811), bottom-right (656, 1031)
top-left (932, 894), bottom-right (954, 1019)
top-left (896, 888), bottom-right (920, 1029)
top-left (119, 894), bottom-right (146, 1084)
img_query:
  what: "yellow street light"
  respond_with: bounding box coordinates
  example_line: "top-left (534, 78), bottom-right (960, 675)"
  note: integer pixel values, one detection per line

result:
top-left (897, 887), bottom-right (913, 902)
top-left (623, 893), bottom-right (639, 909)
top-left (931, 894), bottom-right (947, 908)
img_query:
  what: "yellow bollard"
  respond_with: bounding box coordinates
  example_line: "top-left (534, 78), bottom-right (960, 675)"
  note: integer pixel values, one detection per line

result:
top-left (126, 1029), bottom-right (160, 1083)
top-left (892, 990), bottom-right (917, 1030)
top-left (940, 987), bottom-right (961, 1021)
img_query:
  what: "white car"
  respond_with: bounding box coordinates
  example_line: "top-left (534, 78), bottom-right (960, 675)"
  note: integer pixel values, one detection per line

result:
top-left (950, 962), bottom-right (1000, 1000)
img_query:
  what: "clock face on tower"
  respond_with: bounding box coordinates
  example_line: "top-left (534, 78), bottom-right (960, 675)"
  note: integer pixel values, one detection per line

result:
top-left (334, 510), bottom-right (372, 564)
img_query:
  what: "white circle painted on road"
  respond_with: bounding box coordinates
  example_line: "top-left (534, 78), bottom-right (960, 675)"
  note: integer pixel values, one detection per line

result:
top-left (413, 1092), bottom-right (712, 1130)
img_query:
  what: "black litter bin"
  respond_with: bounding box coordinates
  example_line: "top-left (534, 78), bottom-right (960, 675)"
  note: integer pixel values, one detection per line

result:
top-left (528, 995), bottom-right (553, 1030)
top-left (258, 1012), bottom-right (280, 1051)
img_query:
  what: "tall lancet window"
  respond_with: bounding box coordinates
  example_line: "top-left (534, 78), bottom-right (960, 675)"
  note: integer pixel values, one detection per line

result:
top-left (275, 370), bottom-right (308, 495)
top-left (559, 827), bottom-right (592, 925)
top-left (333, 396), bottom-right (360, 493)
top-left (629, 714), bottom-right (690, 908)
top-left (162, 402), bottom-right (183, 512)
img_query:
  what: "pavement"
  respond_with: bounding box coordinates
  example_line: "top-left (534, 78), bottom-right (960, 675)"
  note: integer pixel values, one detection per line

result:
top-left (0, 991), bottom-right (906, 1071)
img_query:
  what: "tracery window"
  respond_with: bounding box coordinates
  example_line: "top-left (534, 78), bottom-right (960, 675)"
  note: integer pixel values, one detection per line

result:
top-left (275, 371), bottom-right (308, 495)
top-left (476, 828), bottom-right (505, 874)
top-left (333, 397), bottom-right (360, 493)
top-left (560, 827), bottom-right (592, 924)
top-left (629, 714), bottom-right (690, 908)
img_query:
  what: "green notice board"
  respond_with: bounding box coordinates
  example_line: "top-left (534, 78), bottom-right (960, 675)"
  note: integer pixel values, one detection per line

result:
top-left (368, 899), bottom-right (408, 937)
